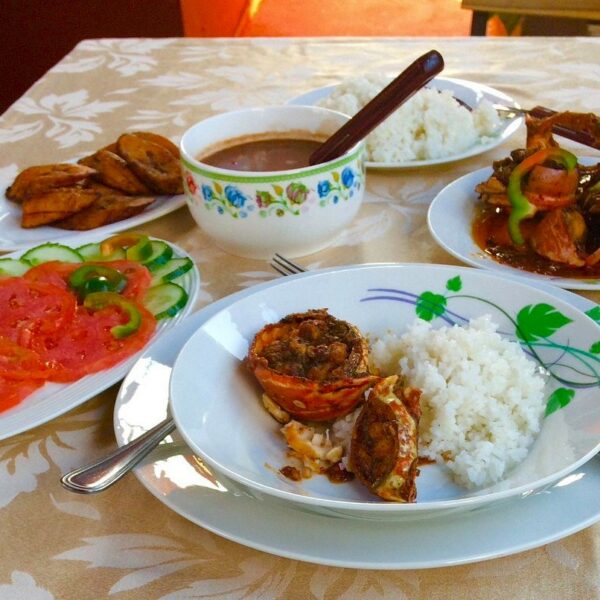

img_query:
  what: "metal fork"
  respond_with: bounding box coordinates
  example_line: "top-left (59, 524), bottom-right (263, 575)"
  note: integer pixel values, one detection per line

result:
top-left (61, 254), bottom-right (306, 494)
top-left (270, 253), bottom-right (307, 276)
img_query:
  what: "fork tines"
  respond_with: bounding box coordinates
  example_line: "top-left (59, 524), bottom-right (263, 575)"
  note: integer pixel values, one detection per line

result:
top-left (271, 253), bottom-right (306, 276)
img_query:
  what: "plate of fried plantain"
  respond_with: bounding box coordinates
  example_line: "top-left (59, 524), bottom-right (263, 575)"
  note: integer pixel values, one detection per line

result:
top-left (1, 131), bottom-right (186, 251)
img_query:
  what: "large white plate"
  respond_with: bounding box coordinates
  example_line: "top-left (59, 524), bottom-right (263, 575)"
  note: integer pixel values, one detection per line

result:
top-left (427, 158), bottom-right (600, 290)
top-left (169, 264), bottom-right (600, 518)
top-left (0, 235), bottom-right (200, 441)
top-left (114, 269), bottom-right (600, 569)
top-left (287, 76), bottom-right (523, 169)
top-left (0, 169), bottom-right (186, 251)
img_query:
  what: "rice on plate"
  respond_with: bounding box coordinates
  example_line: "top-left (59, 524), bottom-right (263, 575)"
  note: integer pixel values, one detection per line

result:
top-left (316, 75), bottom-right (502, 163)
top-left (370, 316), bottom-right (546, 489)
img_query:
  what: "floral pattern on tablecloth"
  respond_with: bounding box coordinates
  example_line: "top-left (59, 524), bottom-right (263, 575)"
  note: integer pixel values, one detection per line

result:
top-left (0, 36), bottom-right (599, 600)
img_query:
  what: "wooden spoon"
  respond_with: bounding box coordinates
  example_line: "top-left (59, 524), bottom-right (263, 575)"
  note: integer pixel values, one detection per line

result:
top-left (309, 49), bottom-right (445, 166)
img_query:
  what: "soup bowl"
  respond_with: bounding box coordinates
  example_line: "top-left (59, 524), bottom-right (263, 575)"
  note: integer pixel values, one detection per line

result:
top-left (180, 106), bottom-right (366, 259)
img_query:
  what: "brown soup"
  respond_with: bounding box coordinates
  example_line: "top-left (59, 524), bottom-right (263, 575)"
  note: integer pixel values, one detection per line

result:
top-left (199, 132), bottom-right (326, 172)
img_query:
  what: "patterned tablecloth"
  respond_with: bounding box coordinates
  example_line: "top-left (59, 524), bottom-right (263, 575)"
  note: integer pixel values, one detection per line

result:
top-left (1, 37), bottom-right (599, 599)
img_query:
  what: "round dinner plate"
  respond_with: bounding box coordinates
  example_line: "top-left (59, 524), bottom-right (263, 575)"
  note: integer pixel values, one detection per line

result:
top-left (287, 76), bottom-right (523, 169)
top-left (114, 268), bottom-right (600, 569)
top-left (427, 158), bottom-right (600, 291)
top-left (168, 264), bottom-right (600, 518)
top-left (0, 167), bottom-right (186, 251)
top-left (0, 234), bottom-right (200, 441)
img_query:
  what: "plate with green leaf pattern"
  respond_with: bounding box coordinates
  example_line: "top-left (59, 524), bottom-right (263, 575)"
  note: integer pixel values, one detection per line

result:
top-left (169, 264), bottom-right (600, 518)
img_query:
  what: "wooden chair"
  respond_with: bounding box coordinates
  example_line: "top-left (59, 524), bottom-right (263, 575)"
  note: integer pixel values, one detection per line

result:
top-left (461, 0), bottom-right (600, 35)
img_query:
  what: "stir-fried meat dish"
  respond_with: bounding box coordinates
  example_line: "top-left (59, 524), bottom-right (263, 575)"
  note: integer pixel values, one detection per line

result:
top-left (474, 112), bottom-right (600, 276)
top-left (246, 309), bottom-right (377, 422)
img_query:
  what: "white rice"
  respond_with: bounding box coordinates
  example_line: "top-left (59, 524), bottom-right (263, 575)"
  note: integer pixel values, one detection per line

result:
top-left (317, 75), bottom-right (502, 163)
top-left (370, 316), bottom-right (546, 489)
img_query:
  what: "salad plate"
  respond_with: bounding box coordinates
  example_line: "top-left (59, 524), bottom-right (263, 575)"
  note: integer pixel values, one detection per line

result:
top-left (0, 234), bottom-right (200, 441)
top-left (287, 76), bottom-right (523, 169)
top-left (168, 264), bottom-right (600, 518)
top-left (427, 158), bottom-right (600, 291)
top-left (0, 169), bottom-right (186, 251)
top-left (115, 269), bottom-right (600, 569)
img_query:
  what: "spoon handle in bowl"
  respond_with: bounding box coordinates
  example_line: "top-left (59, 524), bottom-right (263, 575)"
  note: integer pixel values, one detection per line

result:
top-left (60, 417), bottom-right (176, 494)
top-left (309, 49), bottom-right (444, 166)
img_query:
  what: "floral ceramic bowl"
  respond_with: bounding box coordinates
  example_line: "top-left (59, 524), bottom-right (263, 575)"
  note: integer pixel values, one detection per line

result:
top-left (180, 106), bottom-right (365, 259)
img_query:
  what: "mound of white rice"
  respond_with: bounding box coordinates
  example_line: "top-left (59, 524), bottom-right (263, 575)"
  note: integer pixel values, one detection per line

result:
top-left (317, 75), bottom-right (502, 163)
top-left (370, 316), bottom-right (546, 488)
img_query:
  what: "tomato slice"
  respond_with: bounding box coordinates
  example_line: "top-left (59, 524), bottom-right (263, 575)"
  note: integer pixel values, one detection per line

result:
top-left (0, 337), bottom-right (53, 380)
top-left (0, 377), bottom-right (44, 412)
top-left (24, 260), bottom-right (152, 302)
top-left (32, 302), bottom-right (156, 382)
top-left (0, 277), bottom-right (77, 345)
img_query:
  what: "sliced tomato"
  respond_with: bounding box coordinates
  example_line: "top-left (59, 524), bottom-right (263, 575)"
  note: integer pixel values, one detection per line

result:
top-left (24, 260), bottom-right (152, 302)
top-left (0, 277), bottom-right (77, 345)
top-left (0, 337), bottom-right (53, 380)
top-left (32, 301), bottom-right (156, 382)
top-left (0, 376), bottom-right (44, 412)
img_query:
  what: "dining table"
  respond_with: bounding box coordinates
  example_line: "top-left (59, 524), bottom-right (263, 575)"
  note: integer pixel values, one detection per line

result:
top-left (1, 35), bottom-right (599, 599)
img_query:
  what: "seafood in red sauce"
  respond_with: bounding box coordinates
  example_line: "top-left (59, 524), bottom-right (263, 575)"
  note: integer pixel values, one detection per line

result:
top-left (246, 309), bottom-right (377, 421)
top-left (350, 375), bottom-right (421, 503)
top-left (474, 112), bottom-right (600, 276)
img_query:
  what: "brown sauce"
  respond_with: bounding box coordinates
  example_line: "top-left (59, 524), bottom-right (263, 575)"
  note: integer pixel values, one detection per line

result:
top-left (472, 203), bottom-right (600, 279)
top-left (199, 132), bottom-right (326, 172)
top-left (325, 462), bottom-right (355, 484)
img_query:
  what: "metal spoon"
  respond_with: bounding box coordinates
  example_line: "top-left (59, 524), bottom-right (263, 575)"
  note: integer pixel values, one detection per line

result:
top-left (60, 417), bottom-right (176, 494)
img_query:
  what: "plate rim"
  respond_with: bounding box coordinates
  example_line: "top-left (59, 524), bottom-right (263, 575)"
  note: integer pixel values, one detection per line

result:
top-left (287, 75), bottom-right (524, 169)
top-left (0, 233), bottom-right (200, 441)
top-left (168, 262), bottom-right (600, 514)
top-left (114, 266), bottom-right (600, 569)
top-left (427, 158), bottom-right (600, 291)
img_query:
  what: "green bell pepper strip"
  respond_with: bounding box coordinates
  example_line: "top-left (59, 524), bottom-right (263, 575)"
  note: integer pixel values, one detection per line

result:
top-left (68, 265), bottom-right (127, 299)
top-left (507, 147), bottom-right (578, 246)
top-left (83, 292), bottom-right (142, 339)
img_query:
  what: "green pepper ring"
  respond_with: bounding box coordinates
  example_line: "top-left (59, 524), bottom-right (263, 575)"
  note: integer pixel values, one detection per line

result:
top-left (68, 265), bottom-right (127, 299)
top-left (83, 291), bottom-right (142, 339)
top-left (507, 147), bottom-right (578, 246)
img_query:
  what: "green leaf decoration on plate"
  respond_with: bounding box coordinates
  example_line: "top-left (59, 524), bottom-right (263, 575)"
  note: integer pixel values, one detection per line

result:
top-left (585, 306), bottom-right (600, 323)
top-left (446, 276), bottom-right (462, 292)
top-left (516, 303), bottom-right (573, 342)
top-left (590, 341), bottom-right (600, 354)
top-left (545, 387), bottom-right (575, 416)
top-left (416, 292), bottom-right (446, 321)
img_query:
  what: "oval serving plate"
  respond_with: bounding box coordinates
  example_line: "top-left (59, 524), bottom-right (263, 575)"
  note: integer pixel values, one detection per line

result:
top-left (427, 158), bottom-right (600, 291)
top-left (0, 234), bottom-right (200, 441)
top-left (169, 264), bottom-right (600, 519)
top-left (287, 76), bottom-right (523, 169)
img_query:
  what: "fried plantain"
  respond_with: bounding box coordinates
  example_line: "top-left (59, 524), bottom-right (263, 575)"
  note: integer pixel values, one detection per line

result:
top-left (7, 164), bottom-right (97, 203)
top-left (78, 150), bottom-right (152, 195)
top-left (116, 133), bottom-right (183, 195)
top-left (55, 194), bottom-right (155, 230)
top-left (129, 132), bottom-right (180, 159)
top-left (20, 188), bottom-right (99, 228)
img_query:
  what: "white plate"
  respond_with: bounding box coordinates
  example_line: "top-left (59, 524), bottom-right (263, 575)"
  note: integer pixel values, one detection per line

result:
top-left (115, 270), bottom-right (600, 569)
top-left (0, 235), bottom-right (200, 441)
top-left (287, 76), bottom-right (523, 169)
top-left (0, 169), bottom-right (186, 251)
top-left (428, 158), bottom-right (600, 290)
top-left (169, 264), bottom-right (600, 518)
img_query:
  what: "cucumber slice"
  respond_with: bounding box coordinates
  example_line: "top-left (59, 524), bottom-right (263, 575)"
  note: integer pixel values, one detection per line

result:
top-left (77, 243), bottom-right (126, 261)
top-left (144, 282), bottom-right (189, 320)
top-left (142, 241), bottom-right (174, 272)
top-left (150, 257), bottom-right (194, 286)
top-left (0, 258), bottom-right (32, 276)
top-left (21, 243), bottom-right (83, 266)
